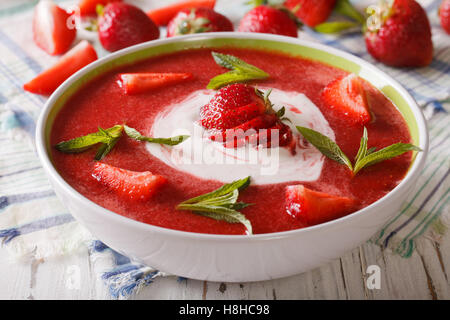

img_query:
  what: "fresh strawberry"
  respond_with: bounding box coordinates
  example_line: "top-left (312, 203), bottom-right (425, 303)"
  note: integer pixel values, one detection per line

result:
top-left (92, 162), bottom-right (167, 201)
top-left (200, 83), bottom-right (293, 148)
top-left (285, 185), bottom-right (356, 226)
top-left (284, 0), bottom-right (336, 27)
top-left (166, 7), bottom-right (233, 37)
top-left (98, 2), bottom-right (160, 52)
top-left (238, 5), bottom-right (298, 37)
top-left (322, 74), bottom-right (371, 125)
top-left (77, 0), bottom-right (121, 16)
top-left (23, 40), bottom-right (97, 95)
top-left (364, 0), bottom-right (433, 67)
top-left (147, 0), bottom-right (216, 26)
top-left (440, 0), bottom-right (450, 34)
top-left (117, 72), bottom-right (193, 94)
top-left (32, 0), bottom-right (77, 55)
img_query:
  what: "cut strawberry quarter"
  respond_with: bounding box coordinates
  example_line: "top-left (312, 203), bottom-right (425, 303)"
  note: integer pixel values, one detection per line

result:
top-left (146, 0), bottom-right (216, 26)
top-left (117, 73), bottom-right (193, 94)
top-left (92, 162), bottom-right (167, 201)
top-left (23, 40), bottom-right (97, 95)
top-left (322, 74), bottom-right (372, 126)
top-left (285, 185), bottom-right (357, 226)
top-left (33, 0), bottom-right (77, 55)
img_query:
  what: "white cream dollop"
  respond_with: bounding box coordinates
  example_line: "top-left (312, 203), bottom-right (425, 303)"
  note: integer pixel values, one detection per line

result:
top-left (145, 88), bottom-right (335, 185)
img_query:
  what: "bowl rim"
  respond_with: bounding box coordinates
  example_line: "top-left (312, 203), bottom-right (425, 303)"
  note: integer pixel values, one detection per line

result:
top-left (35, 32), bottom-right (429, 242)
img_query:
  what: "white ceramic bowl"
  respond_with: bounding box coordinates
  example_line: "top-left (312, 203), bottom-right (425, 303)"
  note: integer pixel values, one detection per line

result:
top-left (36, 33), bottom-right (428, 282)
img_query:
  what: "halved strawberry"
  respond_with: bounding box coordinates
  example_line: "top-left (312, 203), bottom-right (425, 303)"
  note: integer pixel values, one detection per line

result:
top-left (117, 72), bottom-right (193, 94)
top-left (92, 162), bottom-right (167, 201)
top-left (77, 0), bottom-right (122, 16)
top-left (285, 185), bottom-right (357, 226)
top-left (147, 0), bottom-right (216, 26)
top-left (23, 40), bottom-right (97, 95)
top-left (33, 0), bottom-right (77, 55)
top-left (322, 74), bottom-right (371, 125)
top-left (200, 83), bottom-right (293, 148)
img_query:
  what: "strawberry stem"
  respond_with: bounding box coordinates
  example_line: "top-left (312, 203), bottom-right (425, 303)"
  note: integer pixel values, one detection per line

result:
top-left (335, 0), bottom-right (365, 25)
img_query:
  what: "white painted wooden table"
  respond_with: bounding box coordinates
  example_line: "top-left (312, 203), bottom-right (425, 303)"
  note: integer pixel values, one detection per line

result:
top-left (1, 229), bottom-right (449, 300)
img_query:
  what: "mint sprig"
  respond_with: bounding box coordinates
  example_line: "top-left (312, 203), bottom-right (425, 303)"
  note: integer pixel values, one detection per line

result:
top-left (207, 52), bottom-right (269, 90)
top-left (55, 125), bottom-right (123, 160)
top-left (124, 125), bottom-right (189, 146)
top-left (296, 126), bottom-right (421, 175)
top-left (177, 176), bottom-right (253, 234)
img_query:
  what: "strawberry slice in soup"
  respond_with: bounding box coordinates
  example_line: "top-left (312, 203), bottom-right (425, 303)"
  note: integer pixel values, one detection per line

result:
top-left (92, 162), bottom-right (167, 201)
top-left (117, 73), bottom-right (193, 94)
top-left (322, 74), bottom-right (371, 125)
top-left (23, 40), bottom-right (97, 95)
top-left (285, 185), bottom-right (357, 226)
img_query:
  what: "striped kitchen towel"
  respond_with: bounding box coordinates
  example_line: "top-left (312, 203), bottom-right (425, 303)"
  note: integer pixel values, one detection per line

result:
top-left (0, 0), bottom-right (449, 299)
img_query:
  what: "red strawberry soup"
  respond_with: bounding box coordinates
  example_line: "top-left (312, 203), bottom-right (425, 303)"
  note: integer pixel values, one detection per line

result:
top-left (50, 48), bottom-right (415, 235)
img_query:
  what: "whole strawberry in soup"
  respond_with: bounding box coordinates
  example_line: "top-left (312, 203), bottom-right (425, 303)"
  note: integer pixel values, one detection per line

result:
top-left (200, 83), bottom-right (293, 148)
top-left (238, 5), bottom-right (299, 37)
top-left (364, 0), bottom-right (433, 67)
top-left (284, 0), bottom-right (336, 27)
top-left (440, 0), bottom-right (450, 34)
top-left (98, 2), bottom-right (160, 52)
top-left (166, 7), bottom-right (233, 37)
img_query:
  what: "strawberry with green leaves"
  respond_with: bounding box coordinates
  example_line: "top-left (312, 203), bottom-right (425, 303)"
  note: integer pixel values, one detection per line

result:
top-left (147, 0), bottom-right (216, 26)
top-left (200, 83), bottom-right (293, 148)
top-left (439, 0), bottom-right (450, 34)
top-left (238, 5), bottom-right (299, 38)
top-left (97, 2), bottom-right (160, 52)
top-left (166, 7), bottom-right (233, 37)
top-left (364, 0), bottom-right (433, 67)
top-left (77, 0), bottom-right (121, 16)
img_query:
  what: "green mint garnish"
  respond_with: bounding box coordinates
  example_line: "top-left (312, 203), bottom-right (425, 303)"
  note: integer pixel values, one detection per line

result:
top-left (123, 125), bottom-right (189, 146)
top-left (177, 176), bottom-right (253, 234)
top-left (296, 126), bottom-right (421, 175)
top-left (55, 125), bottom-right (123, 160)
top-left (207, 52), bottom-right (270, 90)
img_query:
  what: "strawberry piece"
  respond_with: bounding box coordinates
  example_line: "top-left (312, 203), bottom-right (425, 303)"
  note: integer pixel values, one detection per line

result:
top-left (440, 0), bottom-right (450, 34)
top-left (322, 74), bottom-right (371, 126)
top-left (98, 2), bottom-right (160, 52)
top-left (284, 0), bottom-right (336, 27)
top-left (238, 5), bottom-right (298, 38)
top-left (92, 162), bottom-right (167, 201)
top-left (77, 0), bottom-right (121, 16)
top-left (200, 83), bottom-right (293, 148)
top-left (117, 73), bottom-right (193, 94)
top-left (285, 185), bottom-right (357, 226)
top-left (364, 0), bottom-right (433, 67)
top-left (147, 0), bottom-right (216, 26)
top-left (23, 40), bottom-right (97, 95)
top-left (32, 0), bottom-right (77, 55)
top-left (166, 7), bottom-right (233, 37)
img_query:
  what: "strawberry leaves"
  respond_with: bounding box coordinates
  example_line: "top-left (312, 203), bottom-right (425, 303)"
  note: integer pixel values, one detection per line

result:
top-left (207, 52), bottom-right (269, 90)
top-left (296, 126), bottom-right (421, 175)
top-left (177, 176), bottom-right (253, 234)
top-left (55, 125), bottom-right (189, 160)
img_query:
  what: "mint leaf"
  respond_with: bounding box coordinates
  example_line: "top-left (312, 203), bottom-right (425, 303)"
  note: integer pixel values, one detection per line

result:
top-left (353, 143), bottom-right (421, 174)
top-left (296, 126), bottom-right (353, 171)
top-left (124, 125), bottom-right (189, 146)
top-left (207, 52), bottom-right (269, 90)
top-left (177, 176), bottom-right (253, 234)
top-left (55, 125), bottom-right (123, 157)
top-left (354, 127), bottom-right (368, 163)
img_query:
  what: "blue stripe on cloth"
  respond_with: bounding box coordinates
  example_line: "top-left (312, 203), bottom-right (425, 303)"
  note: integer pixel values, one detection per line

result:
top-left (0, 166), bottom-right (41, 178)
top-left (0, 29), bottom-right (42, 74)
top-left (384, 167), bottom-right (450, 247)
top-left (8, 105), bottom-right (36, 136)
top-left (0, 190), bottom-right (55, 210)
top-left (0, 213), bottom-right (74, 244)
